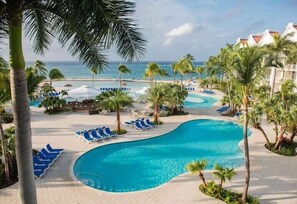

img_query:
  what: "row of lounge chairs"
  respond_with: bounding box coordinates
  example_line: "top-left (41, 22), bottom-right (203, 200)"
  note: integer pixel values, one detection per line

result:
top-left (99, 87), bottom-right (131, 91)
top-left (124, 118), bottom-right (156, 130)
top-left (216, 105), bottom-right (230, 114)
top-left (75, 127), bottom-right (117, 143)
top-left (202, 89), bottom-right (215, 94)
top-left (33, 144), bottom-right (64, 179)
top-left (186, 87), bottom-right (195, 91)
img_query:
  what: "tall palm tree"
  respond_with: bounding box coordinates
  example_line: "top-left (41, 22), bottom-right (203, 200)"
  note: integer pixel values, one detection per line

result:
top-left (144, 62), bottom-right (161, 84)
top-left (98, 90), bottom-right (133, 132)
top-left (158, 69), bottom-right (170, 82)
top-left (118, 64), bottom-right (131, 88)
top-left (171, 62), bottom-right (178, 83)
top-left (195, 66), bottom-right (203, 81)
top-left (265, 33), bottom-right (295, 97)
top-left (185, 159), bottom-right (208, 187)
top-left (176, 57), bottom-right (194, 87)
top-left (146, 83), bottom-right (166, 124)
top-left (0, 1), bottom-right (146, 203)
top-left (90, 67), bottom-right (98, 88)
top-left (25, 68), bottom-right (46, 100)
top-left (213, 164), bottom-right (236, 192)
top-left (32, 60), bottom-right (47, 77)
top-left (48, 68), bottom-right (65, 87)
top-left (232, 46), bottom-right (270, 203)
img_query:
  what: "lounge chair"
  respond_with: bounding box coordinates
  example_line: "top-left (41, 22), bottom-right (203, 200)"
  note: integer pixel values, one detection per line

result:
top-left (82, 131), bottom-right (97, 143)
top-left (140, 120), bottom-right (152, 129)
top-left (33, 156), bottom-right (53, 166)
top-left (124, 121), bottom-right (135, 127)
top-left (46, 144), bottom-right (64, 153)
top-left (134, 121), bottom-right (146, 130)
top-left (99, 109), bottom-right (110, 115)
top-left (90, 129), bottom-right (104, 140)
top-left (34, 169), bottom-right (46, 179)
top-left (216, 105), bottom-right (230, 113)
top-left (96, 128), bottom-right (109, 138)
top-left (144, 119), bottom-right (156, 127)
top-left (37, 151), bottom-right (57, 161)
top-left (103, 127), bottom-right (117, 137)
top-left (41, 148), bottom-right (61, 157)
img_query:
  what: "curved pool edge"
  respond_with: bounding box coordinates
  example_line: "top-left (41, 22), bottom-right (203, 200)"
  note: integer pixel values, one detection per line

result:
top-left (70, 117), bottom-right (254, 194)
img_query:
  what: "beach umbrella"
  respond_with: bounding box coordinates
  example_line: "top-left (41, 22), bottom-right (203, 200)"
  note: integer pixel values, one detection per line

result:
top-left (68, 85), bottom-right (101, 101)
top-left (64, 83), bottom-right (73, 91)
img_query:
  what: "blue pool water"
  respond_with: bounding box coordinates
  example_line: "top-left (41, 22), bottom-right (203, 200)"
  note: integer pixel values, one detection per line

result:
top-left (29, 100), bottom-right (41, 107)
top-left (73, 119), bottom-right (249, 192)
top-left (184, 93), bottom-right (217, 109)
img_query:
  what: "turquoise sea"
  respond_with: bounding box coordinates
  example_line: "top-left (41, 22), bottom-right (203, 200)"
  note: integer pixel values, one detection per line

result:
top-left (27, 61), bottom-right (205, 81)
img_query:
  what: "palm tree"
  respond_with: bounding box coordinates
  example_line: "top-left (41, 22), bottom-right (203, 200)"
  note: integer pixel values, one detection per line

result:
top-left (98, 90), bottom-right (133, 132)
top-left (171, 62), bottom-right (178, 83)
top-left (146, 83), bottom-right (166, 124)
top-left (90, 67), bottom-right (98, 88)
top-left (32, 60), bottom-right (47, 77)
top-left (232, 46), bottom-right (270, 203)
top-left (164, 83), bottom-right (188, 113)
top-left (196, 66), bottom-right (203, 81)
top-left (176, 57), bottom-right (194, 87)
top-left (265, 33), bottom-right (295, 97)
top-left (25, 68), bottom-right (46, 100)
top-left (0, 1), bottom-right (145, 202)
top-left (213, 164), bottom-right (236, 192)
top-left (144, 62), bottom-right (161, 84)
top-left (185, 159), bottom-right (208, 187)
top-left (118, 64), bottom-right (131, 88)
top-left (158, 69), bottom-right (170, 82)
top-left (48, 68), bottom-right (65, 87)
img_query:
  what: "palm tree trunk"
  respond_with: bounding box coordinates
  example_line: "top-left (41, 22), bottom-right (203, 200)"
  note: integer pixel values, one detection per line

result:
top-left (241, 87), bottom-right (250, 203)
top-left (92, 74), bottom-right (94, 88)
top-left (9, 21), bottom-right (37, 203)
top-left (255, 125), bottom-right (270, 145)
top-left (173, 73), bottom-right (176, 83)
top-left (199, 172), bottom-right (207, 187)
top-left (116, 110), bottom-right (121, 132)
top-left (289, 127), bottom-right (297, 143)
top-left (274, 126), bottom-right (286, 150)
top-left (0, 121), bottom-right (10, 184)
top-left (119, 74), bottom-right (122, 88)
top-left (153, 104), bottom-right (159, 124)
top-left (270, 66), bottom-right (276, 97)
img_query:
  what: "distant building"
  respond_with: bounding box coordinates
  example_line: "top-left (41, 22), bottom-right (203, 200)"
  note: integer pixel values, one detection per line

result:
top-left (236, 22), bottom-right (297, 92)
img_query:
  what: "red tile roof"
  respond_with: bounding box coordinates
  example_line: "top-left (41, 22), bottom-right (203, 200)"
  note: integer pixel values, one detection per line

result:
top-left (240, 39), bottom-right (248, 45)
top-left (269, 31), bottom-right (279, 37)
top-left (293, 25), bottom-right (297, 29)
top-left (252, 35), bottom-right (262, 43)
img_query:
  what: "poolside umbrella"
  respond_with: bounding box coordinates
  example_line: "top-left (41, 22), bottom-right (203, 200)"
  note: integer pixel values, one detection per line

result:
top-left (68, 85), bottom-right (101, 101)
top-left (64, 83), bottom-right (73, 91)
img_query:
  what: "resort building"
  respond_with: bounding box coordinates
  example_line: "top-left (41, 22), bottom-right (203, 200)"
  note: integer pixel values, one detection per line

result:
top-left (236, 22), bottom-right (297, 92)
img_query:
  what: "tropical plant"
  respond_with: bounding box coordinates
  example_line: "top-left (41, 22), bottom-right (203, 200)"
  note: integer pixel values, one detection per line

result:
top-left (158, 69), bottom-right (170, 82)
top-left (31, 60), bottom-right (47, 77)
top-left (232, 46), bottom-right (270, 202)
top-left (146, 83), bottom-right (166, 124)
top-left (213, 164), bottom-right (236, 192)
top-left (118, 64), bottom-right (131, 88)
top-left (265, 33), bottom-right (295, 97)
top-left (171, 62), bottom-right (178, 83)
top-left (144, 62), bottom-right (161, 84)
top-left (196, 66), bottom-right (204, 81)
top-left (97, 90), bottom-right (133, 133)
top-left (1, 1), bottom-right (145, 202)
top-left (90, 67), bottom-right (98, 88)
top-left (176, 56), bottom-right (194, 87)
top-left (48, 68), bottom-right (65, 87)
top-left (163, 83), bottom-right (188, 113)
top-left (39, 85), bottom-right (66, 114)
top-left (186, 159), bottom-right (208, 187)
top-left (25, 67), bottom-right (46, 100)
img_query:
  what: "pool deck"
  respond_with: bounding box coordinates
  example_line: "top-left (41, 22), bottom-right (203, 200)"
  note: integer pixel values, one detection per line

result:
top-left (1, 90), bottom-right (297, 204)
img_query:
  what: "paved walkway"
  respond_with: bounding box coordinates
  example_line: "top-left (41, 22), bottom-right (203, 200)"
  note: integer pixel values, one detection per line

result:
top-left (1, 91), bottom-right (297, 204)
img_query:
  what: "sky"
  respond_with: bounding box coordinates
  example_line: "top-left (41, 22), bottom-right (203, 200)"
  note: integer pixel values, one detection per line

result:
top-left (2, 0), bottom-right (297, 62)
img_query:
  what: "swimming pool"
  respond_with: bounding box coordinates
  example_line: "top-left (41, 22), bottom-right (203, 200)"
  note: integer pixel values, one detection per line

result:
top-left (29, 100), bottom-right (41, 107)
top-left (184, 93), bottom-right (217, 109)
top-left (73, 119), bottom-right (249, 192)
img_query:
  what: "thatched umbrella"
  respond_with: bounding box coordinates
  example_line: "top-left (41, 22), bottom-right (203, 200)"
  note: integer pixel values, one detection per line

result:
top-left (64, 83), bottom-right (72, 91)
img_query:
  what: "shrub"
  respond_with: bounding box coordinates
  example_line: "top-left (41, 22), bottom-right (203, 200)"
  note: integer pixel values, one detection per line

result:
top-left (200, 182), bottom-right (260, 204)
top-left (265, 142), bottom-right (297, 156)
top-left (0, 113), bottom-right (13, 123)
top-left (115, 129), bottom-right (127, 135)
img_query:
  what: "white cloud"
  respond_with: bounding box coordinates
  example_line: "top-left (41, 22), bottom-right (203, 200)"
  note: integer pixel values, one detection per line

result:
top-left (163, 23), bottom-right (194, 45)
top-left (166, 23), bottom-right (194, 37)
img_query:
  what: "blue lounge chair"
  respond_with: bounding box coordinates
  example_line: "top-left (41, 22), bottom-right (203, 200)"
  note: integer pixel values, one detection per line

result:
top-left (103, 127), bottom-right (117, 137)
top-left (216, 105), bottom-right (229, 112)
top-left (82, 131), bottom-right (97, 143)
top-left (34, 169), bottom-right (46, 179)
top-left (37, 151), bottom-right (57, 161)
top-left (134, 121), bottom-right (146, 130)
top-left (140, 120), bottom-right (152, 129)
top-left (33, 163), bottom-right (49, 171)
top-left (46, 144), bottom-right (63, 153)
top-left (41, 148), bottom-right (61, 157)
top-left (96, 128), bottom-right (109, 138)
top-left (124, 121), bottom-right (135, 128)
top-left (144, 119), bottom-right (156, 127)
top-left (90, 129), bottom-right (104, 140)
top-left (33, 156), bottom-right (53, 166)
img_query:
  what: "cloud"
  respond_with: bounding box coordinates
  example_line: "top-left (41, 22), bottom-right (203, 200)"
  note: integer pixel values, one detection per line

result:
top-left (163, 23), bottom-right (194, 45)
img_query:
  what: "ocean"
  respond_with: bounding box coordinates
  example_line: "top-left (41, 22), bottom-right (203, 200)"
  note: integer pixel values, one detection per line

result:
top-left (27, 61), bottom-right (206, 81)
